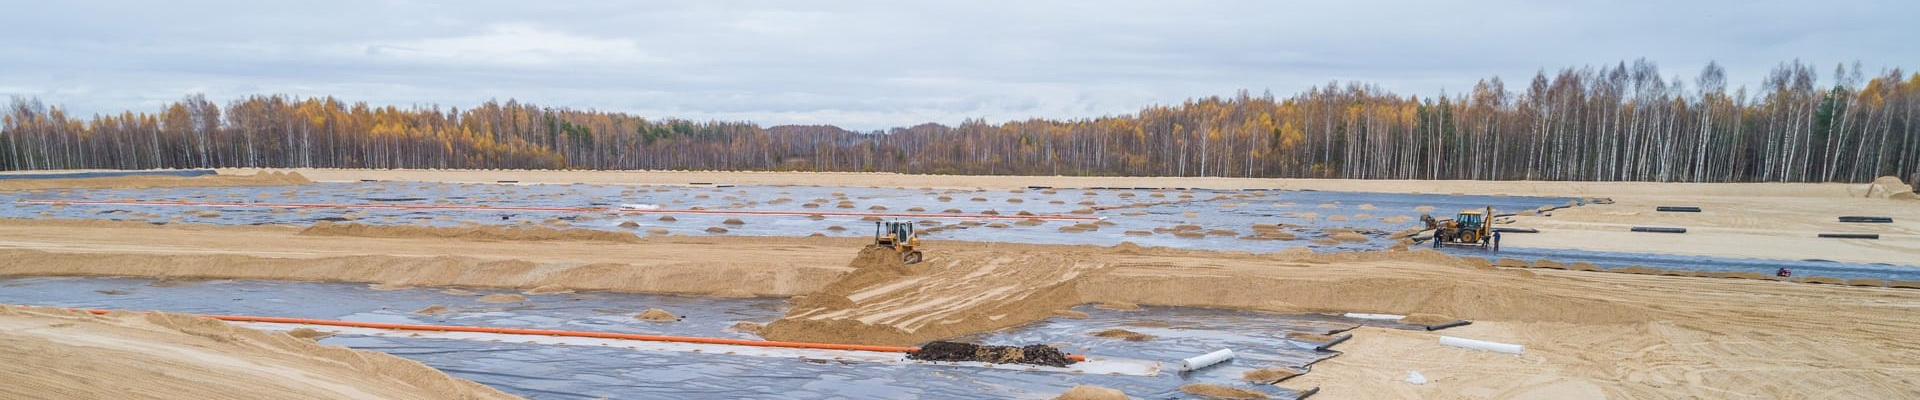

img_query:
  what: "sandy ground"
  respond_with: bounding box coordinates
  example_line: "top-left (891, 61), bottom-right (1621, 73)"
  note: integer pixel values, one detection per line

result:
top-left (1504, 195), bottom-right (1919, 264)
top-left (0, 306), bottom-right (515, 400)
top-left (6, 169), bottom-right (1920, 399)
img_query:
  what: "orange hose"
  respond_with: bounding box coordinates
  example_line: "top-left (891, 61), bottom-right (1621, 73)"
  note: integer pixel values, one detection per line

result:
top-left (69, 307), bottom-right (1085, 361)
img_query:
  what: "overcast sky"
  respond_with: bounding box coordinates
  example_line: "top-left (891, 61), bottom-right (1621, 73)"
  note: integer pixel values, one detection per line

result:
top-left (3, 0), bottom-right (1915, 130)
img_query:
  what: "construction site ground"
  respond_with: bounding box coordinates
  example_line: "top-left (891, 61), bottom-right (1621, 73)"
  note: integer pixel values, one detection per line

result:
top-left (3, 169), bottom-right (1918, 399)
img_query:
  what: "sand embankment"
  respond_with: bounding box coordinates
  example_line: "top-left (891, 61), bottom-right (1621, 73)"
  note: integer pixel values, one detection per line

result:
top-left (0, 171), bottom-right (308, 190)
top-left (217, 168), bottom-right (1873, 197)
top-left (0, 306), bottom-right (517, 400)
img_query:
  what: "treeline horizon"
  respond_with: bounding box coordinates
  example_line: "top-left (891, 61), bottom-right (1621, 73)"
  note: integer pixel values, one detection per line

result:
top-left (4, 58), bottom-right (1919, 183)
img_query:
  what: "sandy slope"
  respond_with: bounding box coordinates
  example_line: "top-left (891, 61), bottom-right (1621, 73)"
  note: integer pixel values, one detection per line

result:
top-left (0, 171), bottom-right (309, 190)
top-left (0, 306), bottom-right (516, 400)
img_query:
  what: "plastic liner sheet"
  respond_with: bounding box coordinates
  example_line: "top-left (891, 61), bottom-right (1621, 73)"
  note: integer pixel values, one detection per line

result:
top-left (1449, 246), bottom-right (1920, 281)
top-left (2, 181), bottom-right (1578, 254)
top-left (0, 276), bottom-right (1391, 400)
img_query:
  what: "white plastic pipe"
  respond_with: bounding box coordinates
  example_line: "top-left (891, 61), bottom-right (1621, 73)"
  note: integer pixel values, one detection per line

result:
top-left (1343, 313), bottom-right (1405, 320)
top-left (1439, 336), bottom-right (1524, 355)
top-left (1178, 348), bottom-right (1236, 371)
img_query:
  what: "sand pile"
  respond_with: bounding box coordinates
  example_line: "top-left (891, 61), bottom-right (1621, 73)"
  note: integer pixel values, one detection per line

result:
top-left (285, 327), bottom-right (333, 340)
top-left (763, 248), bottom-right (1100, 346)
top-left (1179, 384), bottom-right (1267, 399)
top-left (477, 293), bottom-right (526, 303)
top-left (904, 341), bottom-right (1074, 367)
top-left (1243, 367), bottom-right (1303, 383)
top-left (0, 306), bottom-right (514, 400)
top-left (1052, 385), bottom-right (1129, 400)
top-left (414, 305), bottom-right (450, 315)
top-left (299, 222), bottom-right (640, 243)
top-left (729, 322), bottom-right (765, 335)
top-left (635, 308), bottom-right (680, 322)
top-left (1090, 328), bottom-right (1155, 341)
top-left (1398, 313), bottom-right (1457, 325)
top-left (1863, 176), bottom-right (1915, 198)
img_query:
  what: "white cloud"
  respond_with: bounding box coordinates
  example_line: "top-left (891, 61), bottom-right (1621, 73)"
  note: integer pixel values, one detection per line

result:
top-left (355, 23), bottom-right (664, 67)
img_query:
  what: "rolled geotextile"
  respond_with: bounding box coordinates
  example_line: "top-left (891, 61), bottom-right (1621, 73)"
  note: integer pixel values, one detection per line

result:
top-left (1178, 348), bottom-right (1237, 372)
top-left (1819, 233), bottom-right (1880, 239)
top-left (1425, 320), bottom-right (1473, 331)
top-left (1439, 336), bottom-right (1524, 355)
top-left (1631, 226), bottom-right (1687, 233)
top-left (1838, 216), bottom-right (1894, 223)
top-left (1656, 206), bottom-right (1702, 212)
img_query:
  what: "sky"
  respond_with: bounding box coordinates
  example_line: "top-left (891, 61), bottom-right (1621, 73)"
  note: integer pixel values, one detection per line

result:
top-left (2, 0), bottom-right (1916, 131)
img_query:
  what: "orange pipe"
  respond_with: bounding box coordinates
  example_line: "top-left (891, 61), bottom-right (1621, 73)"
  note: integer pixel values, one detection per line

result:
top-left (68, 307), bottom-right (1085, 361)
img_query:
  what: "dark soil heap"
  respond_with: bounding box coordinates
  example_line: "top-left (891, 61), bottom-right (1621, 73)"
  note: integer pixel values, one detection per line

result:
top-left (907, 341), bottom-right (1075, 367)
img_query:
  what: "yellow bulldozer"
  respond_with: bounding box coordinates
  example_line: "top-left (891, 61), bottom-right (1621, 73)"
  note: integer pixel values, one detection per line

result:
top-left (870, 221), bottom-right (924, 264)
top-left (1421, 206), bottom-right (1493, 249)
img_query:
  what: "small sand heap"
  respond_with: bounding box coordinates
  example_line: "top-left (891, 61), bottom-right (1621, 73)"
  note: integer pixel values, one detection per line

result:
top-left (414, 305), bottom-right (450, 315)
top-left (729, 321), bottom-right (765, 335)
top-left (636, 308), bottom-right (681, 322)
top-left (1052, 385), bottom-right (1129, 400)
top-left (477, 294), bottom-right (526, 303)
top-left (1398, 313), bottom-right (1458, 325)
top-left (1179, 384), bottom-right (1268, 399)
top-left (285, 327), bottom-right (333, 340)
top-left (1242, 367), bottom-right (1302, 384)
top-left (1090, 328), bottom-right (1155, 341)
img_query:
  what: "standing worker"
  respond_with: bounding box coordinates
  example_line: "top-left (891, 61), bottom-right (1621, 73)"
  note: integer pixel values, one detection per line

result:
top-left (1491, 231), bottom-right (1501, 252)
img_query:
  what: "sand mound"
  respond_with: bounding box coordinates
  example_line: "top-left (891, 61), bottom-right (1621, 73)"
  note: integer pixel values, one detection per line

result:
top-left (285, 327), bottom-right (333, 340)
top-left (1053, 385), bottom-right (1129, 400)
top-left (646, 228), bottom-right (670, 235)
top-left (636, 308), bottom-right (680, 322)
top-left (729, 322), bottom-right (765, 335)
top-left (413, 305), bottom-right (450, 315)
top-left (705, 226), bottom-right (729, 233)
top-left (525, 284), bottom-right (572, 294)
top-left (1243, 367), bottom-right (1302, 384)
top-left (1055, 310), bottom-right (1090, 319)
top-left (0, 307), bottom-right (512, 400)
top-left (1090, 328), bottom-right (1155, 341)
top-left (1094, 302), bottom-right (1142, 311)
top-left (617, 221), bottom-right (641, 228)
top-left (1398, 313), bottom-right (1457, 325)
top-left (1286, 332), bottom-right (1335, 342)
top-left (1180, 384), bottom-right (1268, 399)
top-left (658, 215), bottom-right (678, 222)
top-left (1864, 176), bottom-right (1914, 198)
top-left (477, 294), bottom-right (526, 303)
top-left (300, 222), bottom-right (640, 243)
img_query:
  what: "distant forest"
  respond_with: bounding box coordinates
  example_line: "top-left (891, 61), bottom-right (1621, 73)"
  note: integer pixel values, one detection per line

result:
top-left (4, 59), bottom-right (1918, 183)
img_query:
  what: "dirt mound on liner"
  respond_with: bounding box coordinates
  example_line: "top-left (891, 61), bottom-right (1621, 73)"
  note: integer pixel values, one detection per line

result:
top-left (1053, 385), bottom-right (1130, 400)
top-left (905, 341), bottom-right (1074, 367)
top-left (635, 308), bottom-right (680, 322)
top-left (1180, 383), bottom-right (1267, 399)
top-left (1090, 328), bottom-right (1155, 341)
top-left (1242, 367), bottom-right (1302, 383)
top-left (477, 294), bottom-right (525, 303)
top-left (299, 222), bottom-right (640, 243)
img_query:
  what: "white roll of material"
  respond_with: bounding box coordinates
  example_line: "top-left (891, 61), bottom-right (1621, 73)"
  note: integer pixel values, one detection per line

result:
top-left (1439, 336), bottom-right (1524, 355)
top-left (1178, 348), bottom-right (1236, 372)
